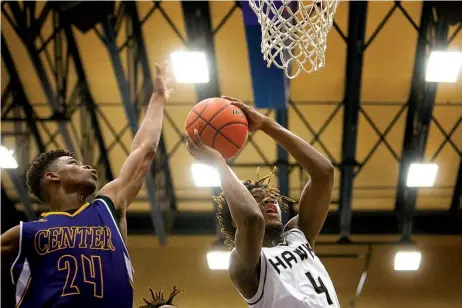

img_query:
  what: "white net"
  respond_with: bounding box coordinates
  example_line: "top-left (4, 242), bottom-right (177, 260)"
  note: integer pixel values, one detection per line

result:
top-left (248, 0), bottom-right (340, 78)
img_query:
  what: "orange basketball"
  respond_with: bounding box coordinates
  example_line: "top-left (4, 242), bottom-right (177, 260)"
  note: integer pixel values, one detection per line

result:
top-left (185, 97), bottom-right (249, 159)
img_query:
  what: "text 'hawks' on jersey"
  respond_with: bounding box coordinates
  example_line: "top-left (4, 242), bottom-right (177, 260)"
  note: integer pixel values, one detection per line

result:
top-left (237, 229), bottom-right (340, 308)
top-left (10, 196), bottom-right (134, 308)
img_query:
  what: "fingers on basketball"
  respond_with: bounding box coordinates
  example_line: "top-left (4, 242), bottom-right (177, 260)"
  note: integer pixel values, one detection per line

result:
top-left (221, 95), bottom-right (241, 103)
top-left (193, 129), bottom-right (204, 146)
top-left (184, 132), bottom-right (197, 151)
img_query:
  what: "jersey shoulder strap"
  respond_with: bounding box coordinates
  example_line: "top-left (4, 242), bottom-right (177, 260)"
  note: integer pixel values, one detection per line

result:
top-left (93, 195), bottom-right (117, 217)
top-left (283, 228), bottom-right (312, 248)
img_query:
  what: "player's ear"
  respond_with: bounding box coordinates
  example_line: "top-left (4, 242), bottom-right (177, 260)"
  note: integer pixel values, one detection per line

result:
top-left (44, 171), bottom-right (59, 182)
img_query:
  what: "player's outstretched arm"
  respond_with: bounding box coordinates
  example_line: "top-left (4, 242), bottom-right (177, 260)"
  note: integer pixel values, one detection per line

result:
top-left (185, 130), bottom-right (265, 277)
top-left (228, 97), bottom-right (334, 248)
top-left (0, 225), bottom-right (20, 262)
top-left (98, 62), bottom-right (170, 212)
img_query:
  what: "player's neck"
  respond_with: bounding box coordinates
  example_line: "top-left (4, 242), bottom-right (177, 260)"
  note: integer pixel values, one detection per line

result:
top-left (263, 226), bottom-right (284, 247)
top-left (48, 192), bottom-right (87, 212)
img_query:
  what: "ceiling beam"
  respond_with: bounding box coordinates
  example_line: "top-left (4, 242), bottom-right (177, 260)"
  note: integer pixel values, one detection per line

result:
top-left (1, 34), bottom-right (45, 153)
top-left (127, 210), bottom-right (462, 235)
top-left (61, 19), bottom-right (114, 183)
top-left (181, 1), bottom-right (220, 100)
top-left (276, 108), bottom-right (290, 223)
top-left (450, 159), bottom-right (461, 213)
top-left (2, 33), bottom-right (41, 223)
top-left (2, 2), bottom-right (77, 154)
top-left (339, 2), bottom-right (368, 240)
top-left (395, 2), bottom-right (450, 242)
top-left (125, 2), bottom-right (177, 215)
top-left (181, 1), bottom-right (223, 238)
top-left (99, 5), bottom-right (167, 245)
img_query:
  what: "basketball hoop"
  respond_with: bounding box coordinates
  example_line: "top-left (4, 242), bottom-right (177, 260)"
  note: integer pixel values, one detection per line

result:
top-left (248, 0), bottom-right (340, 79)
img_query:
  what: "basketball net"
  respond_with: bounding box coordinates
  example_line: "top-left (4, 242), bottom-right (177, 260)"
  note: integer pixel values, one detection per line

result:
top-left (248, 0), bottom-right (340, 79)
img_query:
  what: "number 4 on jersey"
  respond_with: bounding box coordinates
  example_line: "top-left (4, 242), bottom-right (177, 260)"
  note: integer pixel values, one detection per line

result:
top-left (305, 271), bottom-right (333, 305)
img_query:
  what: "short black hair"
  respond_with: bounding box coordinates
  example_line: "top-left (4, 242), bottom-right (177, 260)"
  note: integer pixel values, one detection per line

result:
top-left (139, 286), bottom-right (183, 308)
top-left (25, 149), bottom-right (75, 202)
top-left (215, 168), bottom-right (294, 248)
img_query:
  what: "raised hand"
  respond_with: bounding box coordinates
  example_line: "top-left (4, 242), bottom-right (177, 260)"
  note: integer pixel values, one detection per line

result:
top-left (185, 129), bottom-right (224, 164)
top-left (221, 96), bottom-right (269, 132)
top-left (154, 61), bottom-right (172, 100)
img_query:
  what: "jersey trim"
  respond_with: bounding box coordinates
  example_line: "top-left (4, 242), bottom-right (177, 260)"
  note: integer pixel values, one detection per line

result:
top-left (40, 202), bottom-right (90, 217)
top-left (95, 195), bottom-right (117, 221)
top-left (15, 260), bottom-right (31, 307)
top-left (95, 197), bottom-right (135, 281)
top-left (94, 197), bottom-right (130, 256)
top-left (240, 251), bottom-right (268, 306)
top-left (283, 228), bottom-right (312, 249)
top-left (10, 221), bottom-right (23, 284)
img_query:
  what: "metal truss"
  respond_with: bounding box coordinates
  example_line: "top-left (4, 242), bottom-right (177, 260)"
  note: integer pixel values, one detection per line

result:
top-left (2, 34), bottom-right (43, 221)
top-left (429, 115), bottom-right (461, 213)
top-left (1, 2), bottom-right (76, 154)
top-left (338, 1), bottom-right (368, 241)
top-left (181, 1), bottom-right (224, 239)
top-left (95, 2), bottom-right (176, 244)
top-left (127, 209), bottom-right (461, 235)
top-left (2, 1), bottom-right (460, 238)
top-left (395, 2), bottom-right (452, 242)
top-left (1, 2), bottom-right (114, 184)
top-left (451, 161), bottom-right (461, 213)
top-left (1, 35), bottom-right (45, 154)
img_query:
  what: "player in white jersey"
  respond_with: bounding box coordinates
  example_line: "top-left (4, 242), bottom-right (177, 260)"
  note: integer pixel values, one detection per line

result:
top-left (185, 96), bottom-right (340, 308)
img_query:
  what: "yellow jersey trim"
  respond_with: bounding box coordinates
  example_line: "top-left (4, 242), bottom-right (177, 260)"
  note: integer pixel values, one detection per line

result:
top-left (41, 202), bottom-right (90, 217)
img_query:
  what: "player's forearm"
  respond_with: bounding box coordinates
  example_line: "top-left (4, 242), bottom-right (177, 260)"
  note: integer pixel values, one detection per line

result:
top-left (131, 93), bottom-right (166, 153)
top-left (215, 159), bottom-right (264, 229)
top-left (261, 119), bottom-right (334, 179)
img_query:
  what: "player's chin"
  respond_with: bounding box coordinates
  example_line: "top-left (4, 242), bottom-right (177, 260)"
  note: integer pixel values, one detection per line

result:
top-left (84, 179), bottom-right (97, 192)
top-left (264, 215), bottom-right (282, 227)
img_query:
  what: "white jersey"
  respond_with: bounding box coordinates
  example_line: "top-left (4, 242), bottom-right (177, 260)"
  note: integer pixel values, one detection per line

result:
top-left (234, 229), bottom-right (340, 308)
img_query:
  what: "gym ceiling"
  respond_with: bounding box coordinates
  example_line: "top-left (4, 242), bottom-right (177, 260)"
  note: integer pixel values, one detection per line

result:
top-left (1, 1), bottom-right (461, 244)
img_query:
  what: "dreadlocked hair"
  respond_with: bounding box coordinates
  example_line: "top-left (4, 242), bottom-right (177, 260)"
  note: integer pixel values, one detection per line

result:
top-left (139, 285), bottom-right (183, 308)
top-left (215, 167), bottom-right (295, 248)
top-left (25, 149), bottom-right (75, 202)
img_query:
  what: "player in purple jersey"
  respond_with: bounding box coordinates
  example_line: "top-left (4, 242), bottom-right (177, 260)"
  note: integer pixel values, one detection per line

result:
top-left (0, 62), bottom-right (170, 308)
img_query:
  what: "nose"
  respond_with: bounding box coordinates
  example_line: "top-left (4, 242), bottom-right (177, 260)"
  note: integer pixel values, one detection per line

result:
top-left (83, 165), bottom-right (92, 170)
top-left (263, 197), bottom-right (276, 204)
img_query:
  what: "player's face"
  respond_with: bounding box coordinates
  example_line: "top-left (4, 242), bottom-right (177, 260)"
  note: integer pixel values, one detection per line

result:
top-left (250, 187), bottom-right (282, 228)
top-left (53, 156), bottom-right (98, 194)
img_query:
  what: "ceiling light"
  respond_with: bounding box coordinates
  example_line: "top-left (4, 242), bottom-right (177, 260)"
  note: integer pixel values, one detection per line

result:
top-left (207, 250), bottom-right (230, 270)
top-left (394, 251), bottom-right (421, 271)
top-left (170, 51), bottom-right (209, 84)
top-left (0, 146), bottom-right (18, 169)
top-left (425, 51), bottom-right (462, 82)
top-left (406, 163), bottom-right (438, 187)
top-left (191, 163), bottom-right (221, 187)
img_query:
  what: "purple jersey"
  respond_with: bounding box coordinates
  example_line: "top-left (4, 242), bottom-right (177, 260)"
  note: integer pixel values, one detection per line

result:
top-left (10, 196), bottom-right (134, 308)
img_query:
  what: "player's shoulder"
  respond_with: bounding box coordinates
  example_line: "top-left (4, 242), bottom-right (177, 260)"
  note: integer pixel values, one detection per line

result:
top-left (92, 195), bottom-right (116, 211)
top-left (92, 195), bottom-right (119, 222)
top-left (282, 227), bottom-right (311, 246)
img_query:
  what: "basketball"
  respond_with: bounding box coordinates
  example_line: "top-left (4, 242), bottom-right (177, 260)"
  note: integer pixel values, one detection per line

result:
top-left (185, 97), bottom-right (249, 159)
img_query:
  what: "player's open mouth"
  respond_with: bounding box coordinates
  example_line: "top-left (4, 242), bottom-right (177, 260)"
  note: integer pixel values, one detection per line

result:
top-left (265, 204), bottom-right (279, 217)
top-left (90, 170), bottom-right (98, 179)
